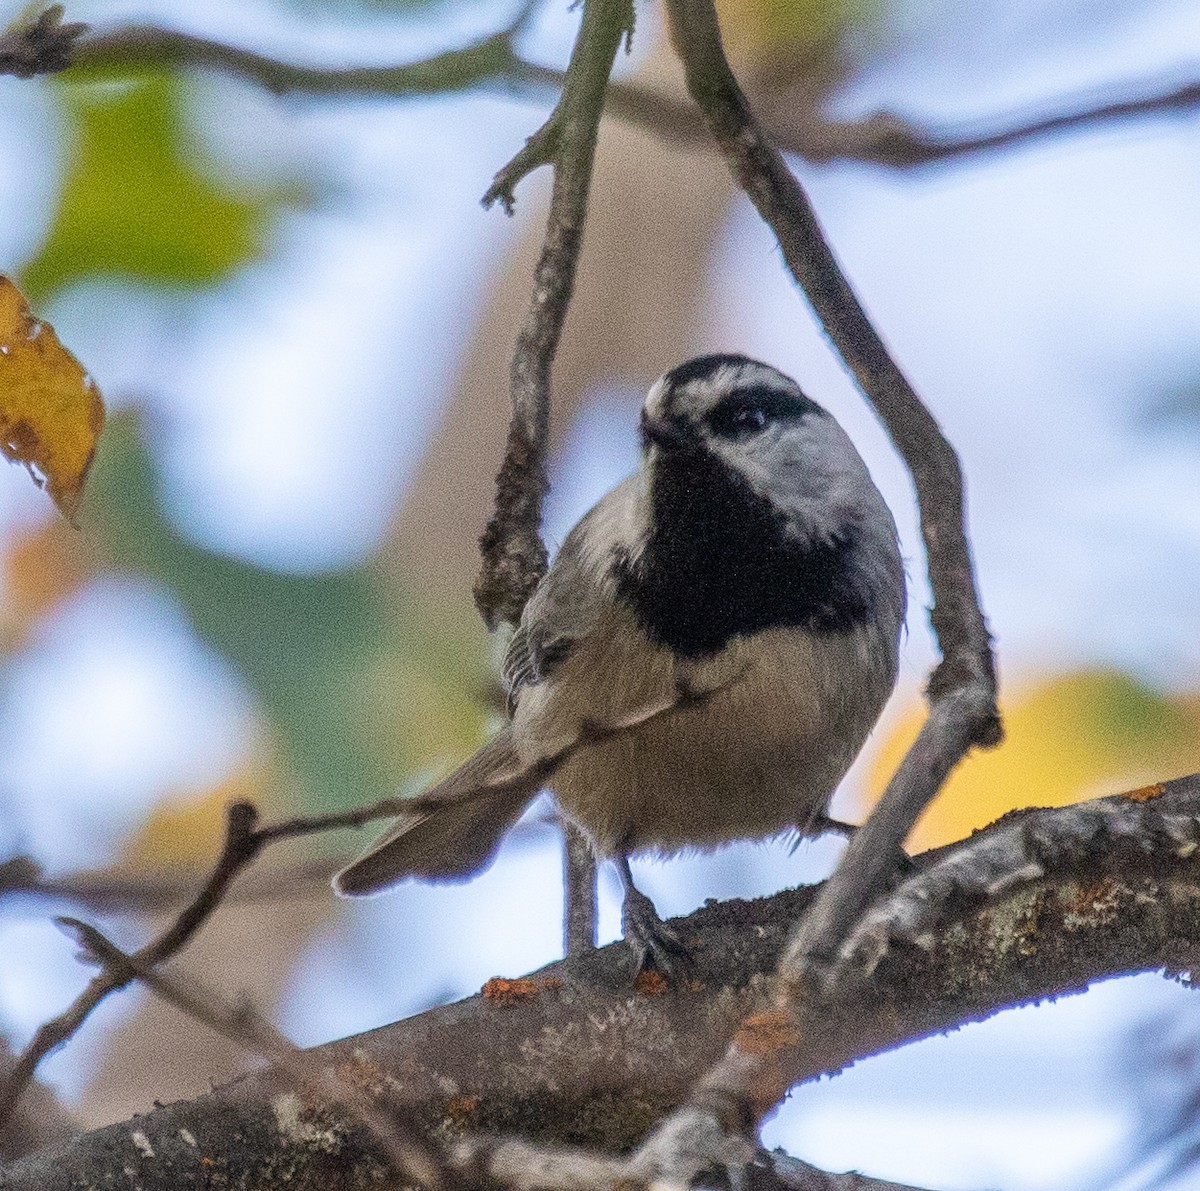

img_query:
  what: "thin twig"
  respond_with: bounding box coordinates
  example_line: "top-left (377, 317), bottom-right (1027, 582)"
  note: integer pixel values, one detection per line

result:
top-left (0, 1035), bottom-right (76, 1163)
top-left (398, 668), bottom-right (748, 818)
top-left (60, 919), bottom-right (457, 1191)
top-left (472, 0), bottom-right (634, 629)
top-left (36, 15), bottom-right (1200, 172)
top-left (0, 802), bottom-right (262, 1130)
top-left (255, 794), bottom-right (411, 844)
top-left (67, 14), bottom-right (529, 99)
top-left (472, 0), bottom-right (633, 953)
top-left (0, 5), bottom-right (86, 77)
top-left (600, 71), bottom-right (1200, 168)
top-left (0, 814), bottom-right (564, 918)
top-left (0, 853), bottom-right (337, 912)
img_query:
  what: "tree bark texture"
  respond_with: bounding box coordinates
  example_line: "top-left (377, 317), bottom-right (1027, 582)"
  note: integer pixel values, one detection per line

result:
top-left (6, 776), bottom-right (1200, 1191)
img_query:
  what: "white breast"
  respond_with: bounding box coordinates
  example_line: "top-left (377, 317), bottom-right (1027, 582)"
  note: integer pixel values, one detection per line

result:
top-left (510, 605), bottom-right (899, 857)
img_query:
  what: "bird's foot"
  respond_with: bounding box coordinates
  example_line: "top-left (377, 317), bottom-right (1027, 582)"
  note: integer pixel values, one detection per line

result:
top-left (621, 880), bottom-right (692, 983)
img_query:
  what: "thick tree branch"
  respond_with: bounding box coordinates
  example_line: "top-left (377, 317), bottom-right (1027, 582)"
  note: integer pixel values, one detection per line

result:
top-left (8, 777), bottom-right (1200, 1191)
top-left (61, 920), bottom-right (925, 1191)
top-left (60, 920), bottom-right (456, 1191)
top-left (473, 0), bottom-right (632, 628)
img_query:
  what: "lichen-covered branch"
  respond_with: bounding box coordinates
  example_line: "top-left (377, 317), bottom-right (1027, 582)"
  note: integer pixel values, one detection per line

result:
top-left (473, 0), bottom-right (633, 629)
top-left (8, 777), bottom-right (1200, 1191)
top-left (60, 920), bottom-right (456, 1191)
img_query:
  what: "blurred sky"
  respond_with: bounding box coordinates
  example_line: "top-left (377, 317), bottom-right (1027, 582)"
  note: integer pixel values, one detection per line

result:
top-left (2, 1), bottom-right (1200, 1188)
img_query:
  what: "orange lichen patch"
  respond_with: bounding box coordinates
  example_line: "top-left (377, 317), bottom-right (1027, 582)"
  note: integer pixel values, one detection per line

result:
top-left (0, 277), bottom-right (105, 519)
top-left (733, 1010), bottom-right (800, 1057)
top-left (481, 976), bottom-right (539, 1005)
top-left (633, 969), bottom-right (669, 997)
top-left (200, 1157), bottom-right (215, 1167)
top-left (1067, 875), bottom-right (1123, 923)
top-left (445, 1095), bottom-right (479, 1128)
top-left (1124, 783), bottom-right (1167, 802)
top-left (333, 1055), bottom-right (385, 1094)
top-left (538, 976), bottom-right (563, 990)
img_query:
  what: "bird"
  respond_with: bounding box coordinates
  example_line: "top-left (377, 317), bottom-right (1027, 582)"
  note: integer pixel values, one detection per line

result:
top-left (334, 354), bottom-right (906, 975)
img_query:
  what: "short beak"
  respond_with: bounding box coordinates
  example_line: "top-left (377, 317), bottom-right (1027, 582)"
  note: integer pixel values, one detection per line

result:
top-left (640, 411), bottom-right (687, 451)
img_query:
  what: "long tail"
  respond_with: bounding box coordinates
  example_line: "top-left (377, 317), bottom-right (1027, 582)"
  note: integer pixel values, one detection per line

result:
top-left (332, 729), bottom-right (542, 896)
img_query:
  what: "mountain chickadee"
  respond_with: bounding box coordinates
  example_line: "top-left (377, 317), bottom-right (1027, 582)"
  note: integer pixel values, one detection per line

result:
top-left (334, 355), bottom-right (905, 973)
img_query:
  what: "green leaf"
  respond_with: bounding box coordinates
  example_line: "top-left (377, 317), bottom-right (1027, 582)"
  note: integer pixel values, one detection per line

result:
top-left (22, 70), bottom-right (305, 299)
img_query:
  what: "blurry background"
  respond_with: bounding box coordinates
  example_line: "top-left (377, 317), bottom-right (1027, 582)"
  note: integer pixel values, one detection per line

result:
top-left (1, 0), bottom-right (1200, 1187)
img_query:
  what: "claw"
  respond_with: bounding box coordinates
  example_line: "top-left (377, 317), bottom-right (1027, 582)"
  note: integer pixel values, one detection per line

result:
top-left (615, 855), bottom-right (693, 982)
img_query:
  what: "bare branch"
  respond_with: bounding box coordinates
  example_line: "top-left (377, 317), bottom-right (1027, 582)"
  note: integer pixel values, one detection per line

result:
top-left (10, 777), bottom-right (1200, 1191)
top-left (65, 15), bottom-right (531, 99)
top-left (0, 854), bottom-right (338, 913)
top-left (0, 801), bottom-right (262, 1132)
top-left (473, 0), bottom-right (633, 629)
top-left (60, 919), bottom-right (456, 1191)
top-left (0, 5), bottom-right (87, 78)
top-left (472, 0), bottom-right (633, 951)
top-left (36, 11), bottom-right (1200, 174)
top-left (0, 1036), bottom-right (76, 1163)
top-left (585, 1), bottom-right (1005, 1172)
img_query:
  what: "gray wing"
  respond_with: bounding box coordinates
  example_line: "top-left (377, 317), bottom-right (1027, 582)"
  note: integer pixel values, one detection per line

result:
top-left (501, 475), bottom-right (641, 715)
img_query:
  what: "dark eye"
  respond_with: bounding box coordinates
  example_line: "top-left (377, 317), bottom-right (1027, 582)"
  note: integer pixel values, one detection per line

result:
top-left (708, 400), bottom-right (769, 438)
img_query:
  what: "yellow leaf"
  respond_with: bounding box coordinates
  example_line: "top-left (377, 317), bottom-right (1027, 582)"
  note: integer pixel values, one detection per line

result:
top-left (861, 670), bottom-right (1200, 850)
top-left (0, 276), bottom-right (105, 518)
